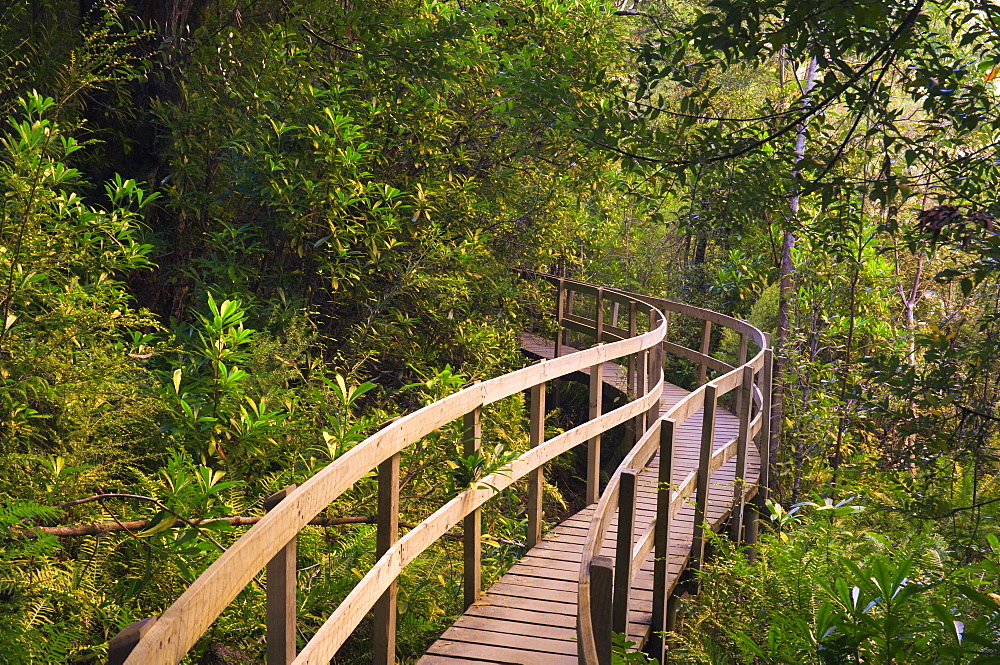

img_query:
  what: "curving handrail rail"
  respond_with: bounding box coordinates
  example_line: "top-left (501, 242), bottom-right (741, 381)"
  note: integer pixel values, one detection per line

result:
top-left (114, 275), bottom-right (669, 665)
top-left (110, 274), bottom-right (771, 665)
top-left (573, 287), bottom-right (772, 665)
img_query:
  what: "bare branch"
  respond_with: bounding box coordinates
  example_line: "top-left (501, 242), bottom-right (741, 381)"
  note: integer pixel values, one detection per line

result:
top-left (10, 514), bottom-right (380, 538)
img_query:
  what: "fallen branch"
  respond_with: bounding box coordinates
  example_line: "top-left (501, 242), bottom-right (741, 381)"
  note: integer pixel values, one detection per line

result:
top-left (10, 515), bottom-right (380, 538)
top-left (14, 490), bottom-right (467, 541)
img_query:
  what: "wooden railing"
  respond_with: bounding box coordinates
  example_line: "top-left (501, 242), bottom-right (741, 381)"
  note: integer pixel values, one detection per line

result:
top-left (573, 289), bottom-right (772, 665)
top-left (111, 275), bottom-right (665, 664)
top-left (109, 274), bottom-right (770, 665)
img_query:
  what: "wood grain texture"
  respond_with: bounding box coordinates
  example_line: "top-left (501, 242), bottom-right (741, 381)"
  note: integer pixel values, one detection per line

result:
top-left (120, 273), bottom-right (767, 665)
top-left (421, 332), bottom-right (761, 665)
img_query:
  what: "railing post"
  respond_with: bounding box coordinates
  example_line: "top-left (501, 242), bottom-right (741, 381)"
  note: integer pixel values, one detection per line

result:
top-left (595, 287), bottom-right (605, 344)
top-left (628, 301), bottom-right (638, 395)
top-left (622, 301), bottom-right (639, 449)
top-left (590, 556), bottom-right (614, 665)
top-left (666, 593), bottom-right (680, 634)
top-left (527, 382), bottom-right (545, 548)
top-left (611, 300), bottom-right (620, 328)
top-left (650, 419), bottom-right (674, 662)
top-left (587, 364), bottom-right (603, 505)
top-left (264, 486), bottom-right (298, 665)
top-left (373, 452), bottom-right (399, 665)
top-left (463, 407), bottom-right (482, 608)
top-left (698, 319), bottom-right (712, 385)
top-left (108, 616), bottom-right (157, 665)
top-left (747, 347), bottom-right (774, 561)
top-left (761, 345), bottom-right (774, 495)
top-left (647, 309), bottom-right (662, 426)
top-left (635, 346), bottom-right (648, 435)
top-left (734, 332), bottom-right (749, 415)
top-left (563, 289), bottom-right (575, 348)
top-left (691, 384), bottom-right (717, 587)
top-left (729, 366), bottom-right (754, 543)
top-left (554, 278), bottom-right (565, 358)
top-left (613, 469), bottom-right (637, 635)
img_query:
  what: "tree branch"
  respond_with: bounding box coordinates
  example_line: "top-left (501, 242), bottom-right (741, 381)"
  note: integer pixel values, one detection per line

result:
top-left (10, 514), bottom-right (380, 538)
top-left (592, 0), bottom-right (925, 166)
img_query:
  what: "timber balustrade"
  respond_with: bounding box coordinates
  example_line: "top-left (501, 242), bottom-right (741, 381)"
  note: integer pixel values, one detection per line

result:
top-left (109, 274), bottom-right (771, 665)
top-left (575, 286), bottom-right (772, 665)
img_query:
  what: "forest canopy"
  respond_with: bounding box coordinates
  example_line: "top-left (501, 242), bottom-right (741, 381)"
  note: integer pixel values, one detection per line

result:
top-left (2, 0), bottom-right (1000, 662)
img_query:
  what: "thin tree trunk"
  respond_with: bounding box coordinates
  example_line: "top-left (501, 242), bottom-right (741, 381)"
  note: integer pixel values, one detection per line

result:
top-left (770, 56), bottom-right (819, 493)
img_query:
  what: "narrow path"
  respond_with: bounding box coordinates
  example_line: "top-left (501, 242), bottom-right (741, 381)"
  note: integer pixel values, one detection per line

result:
top-left (417, 334), bottom-right (760, 664)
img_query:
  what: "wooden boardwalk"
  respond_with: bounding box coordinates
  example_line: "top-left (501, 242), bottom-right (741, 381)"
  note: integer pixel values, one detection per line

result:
top-left (418, 334), bottom-right (760, 664)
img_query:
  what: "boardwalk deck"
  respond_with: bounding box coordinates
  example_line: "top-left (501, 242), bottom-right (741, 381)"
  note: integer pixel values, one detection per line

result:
top-left (418, 333), bottom-right (760, 664)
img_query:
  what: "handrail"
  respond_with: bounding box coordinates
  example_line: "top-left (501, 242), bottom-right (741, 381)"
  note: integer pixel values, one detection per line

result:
top-left (116, 274), bottom-right (668, 665)
top-left (575, 284), bottom-right (772, 664)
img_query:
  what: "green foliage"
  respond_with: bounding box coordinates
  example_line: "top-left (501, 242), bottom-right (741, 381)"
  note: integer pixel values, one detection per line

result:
top-left (0, 503), bottom-right (81, 664)
top-left (5, 0), bottom-right (1000, 661)
top-left (614, 633), bottom-right (659, 664)
top-left (675, 499), bottom-right (1000, 664)
top-left (160, 294), bottom-right (292, 475)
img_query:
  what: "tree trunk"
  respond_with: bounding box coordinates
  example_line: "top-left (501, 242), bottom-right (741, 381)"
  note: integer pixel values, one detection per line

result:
top-left (769, 56), bottom-right (819, 493)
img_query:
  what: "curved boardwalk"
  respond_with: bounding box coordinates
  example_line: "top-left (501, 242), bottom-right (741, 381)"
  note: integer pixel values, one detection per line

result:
top-left (418, 334), bottom-right (760, 664)
top-left (109, 278), bottom-right (768, 665)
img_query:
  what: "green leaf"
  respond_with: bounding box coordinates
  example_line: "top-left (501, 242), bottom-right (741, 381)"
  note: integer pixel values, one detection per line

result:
top-left (140, 511), bottom-right (177, 537)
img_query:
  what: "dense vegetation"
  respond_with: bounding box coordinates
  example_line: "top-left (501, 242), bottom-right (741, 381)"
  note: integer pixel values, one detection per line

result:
top-left (2, 0), bottom-right (1000, 663)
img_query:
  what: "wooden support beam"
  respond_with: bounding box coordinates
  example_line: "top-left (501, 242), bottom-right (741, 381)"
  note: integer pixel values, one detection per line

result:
top-left (374, 455), bottom-right (399, 665)
top-left (527, 382), bottom-right (545, 548)
top-left (649, 419), bottom-right (674, 662)
top-left (647, 309), bottom-right (662, 426)
top-left (729, 366), bottom-right (754, 543)
top-left (698, 319), bottom-right (712, 385)
top-left (463, 407), bottom-right (482, 609)
top-left (691, 384), bottom-right (717, 585)
top-left (109, 617), bottom-right (157, 665)
top-left (587, 364), bottom-right (603, 505)
top-left (264, 486), bottom-right (298, 665)
top-left (628, 301), bottom-right (638, 396)
top-left (554, 278), bottom-right (565, 359)
top-left (636, 347), bottom-right (648, 436)
top-left (748, 347), bottom-right (774, 561)
top-left (595, 287), bottom-right (605, 344)
top-left (613, 469), bottom-right (638, 635)
top-left (563, 289), bottom-right (575, 348)
top-left (666, 592), bottom-right (680, 634)
top-left (734, 332), bottom-right (748, 415)
top-left (590, 556), bottom-right (614, 665)
top-left (760, 346), bottom-right (774, 495)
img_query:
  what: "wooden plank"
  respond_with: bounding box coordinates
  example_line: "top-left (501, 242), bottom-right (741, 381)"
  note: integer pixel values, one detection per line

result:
top-left (265, 487), bottom-right (297, 665)
top-left (437, 626), bottom-right (577, 654)
top-left (464, 408), bottom-right (482, 609)
top-left (453, 616), bottom-right (577, 641)
top-left (464, 604), bottom-right (577, 629)
top-left (469, 593), bottom-right (578, 616)
top-left (427, 641), bottom-right (578, 665)
top-left (417, 655), bottom-right (501, 665)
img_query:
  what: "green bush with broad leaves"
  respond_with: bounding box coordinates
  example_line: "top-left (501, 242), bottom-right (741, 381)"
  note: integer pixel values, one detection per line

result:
top-left (672, 496), bottom-right (1000, 664)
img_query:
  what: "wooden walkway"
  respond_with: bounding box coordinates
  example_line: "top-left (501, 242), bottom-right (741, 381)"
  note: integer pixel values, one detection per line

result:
top-left (418, 334), bottom-right (760, 664)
